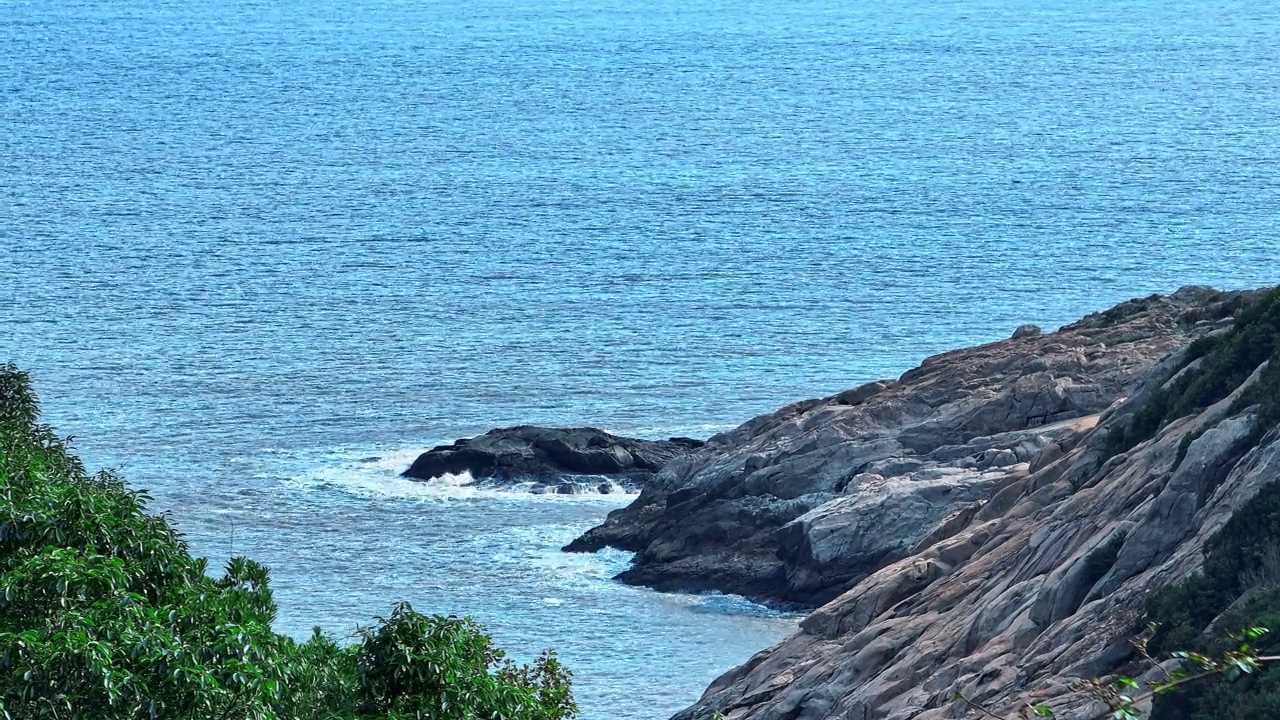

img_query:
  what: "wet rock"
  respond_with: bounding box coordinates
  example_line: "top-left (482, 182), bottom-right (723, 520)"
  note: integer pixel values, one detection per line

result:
top-left (403, 426), bottom-right (703, 490)
top-left (1012, 324), bottom-right (1044, 339)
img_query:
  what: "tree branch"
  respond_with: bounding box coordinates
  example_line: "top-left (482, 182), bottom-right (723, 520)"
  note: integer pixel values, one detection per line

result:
top-left (216, 687), bottom-right (248, 720)
top-left (956, 693), bottom-right (1012, 720)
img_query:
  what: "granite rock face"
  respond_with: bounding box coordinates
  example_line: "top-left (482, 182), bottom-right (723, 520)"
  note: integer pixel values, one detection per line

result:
top-left (403, 426), bottom-right (704, 492)
top-left (669, 333), bottom-right (1279, 720)
top-left (567, 287), bottom-right (1250, 608)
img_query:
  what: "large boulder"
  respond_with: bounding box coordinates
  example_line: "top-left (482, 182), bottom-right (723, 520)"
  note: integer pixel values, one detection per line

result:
top-left (774, 467), bottom-right (1012, 606)
top-left (403, 426), bottom-right (703, 491)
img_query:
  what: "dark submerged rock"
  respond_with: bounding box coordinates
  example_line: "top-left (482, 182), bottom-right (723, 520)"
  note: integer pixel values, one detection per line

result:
top-left (402, 426), bottom-right (704, 491)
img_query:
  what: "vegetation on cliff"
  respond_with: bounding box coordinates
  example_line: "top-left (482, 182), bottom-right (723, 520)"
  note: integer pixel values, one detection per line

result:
top-left (1107, 286), bottom-right (1280, 459)
top-left (960, 287), bottom-right (1280, 718)
top-left (1133, 286), bottom-right (1280, 719)
top-left (0, 364), bottom-right (576, 720)
top-left (1145, 480), bottom-right (1280, 719)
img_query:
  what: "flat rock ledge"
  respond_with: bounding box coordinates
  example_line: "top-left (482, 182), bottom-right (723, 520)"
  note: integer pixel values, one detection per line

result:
top-left (402, 425), bottom-right (705, 494)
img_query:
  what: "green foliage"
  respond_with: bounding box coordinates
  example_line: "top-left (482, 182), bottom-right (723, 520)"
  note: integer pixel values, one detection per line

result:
top-left (1106, 286), bottom-right (1280, 458)
top-left (1148, 620), bottom-right (1280, 720)
top-left (1146, 482), bottom-right (1280, 654)
top-left (1171, 428), bottom-right (1203, 471)
top-left (959, 625), bottom-right (1280, 720)
top-left (0, 364), bottom-right (576, 720)
top-left (1081, 531), bottom-right (1127, 605)
top-left (1144, 480), bottom-right (1280, 719)
top-left (355, 603), bottom-right (574, 720)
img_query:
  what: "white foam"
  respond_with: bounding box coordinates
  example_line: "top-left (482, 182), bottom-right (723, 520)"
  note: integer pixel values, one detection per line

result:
top-left (622, 423), bottom-right (732, 439)
top-left (284, 447), bottom-right (636, 504)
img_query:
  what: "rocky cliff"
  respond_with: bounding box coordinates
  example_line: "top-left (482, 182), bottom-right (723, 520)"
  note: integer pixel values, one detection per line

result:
top-left (567, 287), bottom-right (1254, 606)
top-left (569, 285), bottom-right (1280, 720)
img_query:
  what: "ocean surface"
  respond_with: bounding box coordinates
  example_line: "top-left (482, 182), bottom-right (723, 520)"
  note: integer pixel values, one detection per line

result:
top-left (3, 0), bottom-right (1280, 717)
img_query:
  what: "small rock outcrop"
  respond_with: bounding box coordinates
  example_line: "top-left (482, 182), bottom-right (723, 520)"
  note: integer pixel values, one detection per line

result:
top-left (567, 287), bottom-right (1252, 607)
top-left (403, 426), bottom-right (704, 492)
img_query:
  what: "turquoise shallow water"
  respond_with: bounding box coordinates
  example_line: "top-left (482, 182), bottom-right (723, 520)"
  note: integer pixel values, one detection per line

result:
top-left (3, 0), bottom-right (1280, 717)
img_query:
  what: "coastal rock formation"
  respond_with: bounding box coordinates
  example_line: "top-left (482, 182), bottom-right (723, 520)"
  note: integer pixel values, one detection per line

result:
top-left (567, 287), bottom-right (1251, 607)
top-left (662, 286), bottom-right (1280, 720)
top-left (403, 425), bottom-right (704, 492)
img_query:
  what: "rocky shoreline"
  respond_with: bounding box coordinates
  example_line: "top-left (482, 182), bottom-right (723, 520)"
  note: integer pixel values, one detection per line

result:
top-left (656, 286), bottom-right (1280, 720)
top-left (404, 286), bottom-right (1280, 720)
top-left (563, 286), bottom-right (1251, 608)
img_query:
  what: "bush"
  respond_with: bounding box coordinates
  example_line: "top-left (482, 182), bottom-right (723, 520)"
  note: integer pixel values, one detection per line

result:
top-left (1146, 480), bottom-right (1280, 651)
top-left (1146, 484), bottom-right (1280, 720)
top-left (0, 364), bottom-right (576, 720)
top-left (1148, 587), bottom-right (1280, 720)
top-left (1107, 286), bottom-right (1280, 458)
top-left (1131, 286), bottom-right (1280, 718)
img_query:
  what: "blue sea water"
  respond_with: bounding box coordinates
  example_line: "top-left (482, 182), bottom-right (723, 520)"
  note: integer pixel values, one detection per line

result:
top-left (3, 0), bottom-right (1280, 717)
